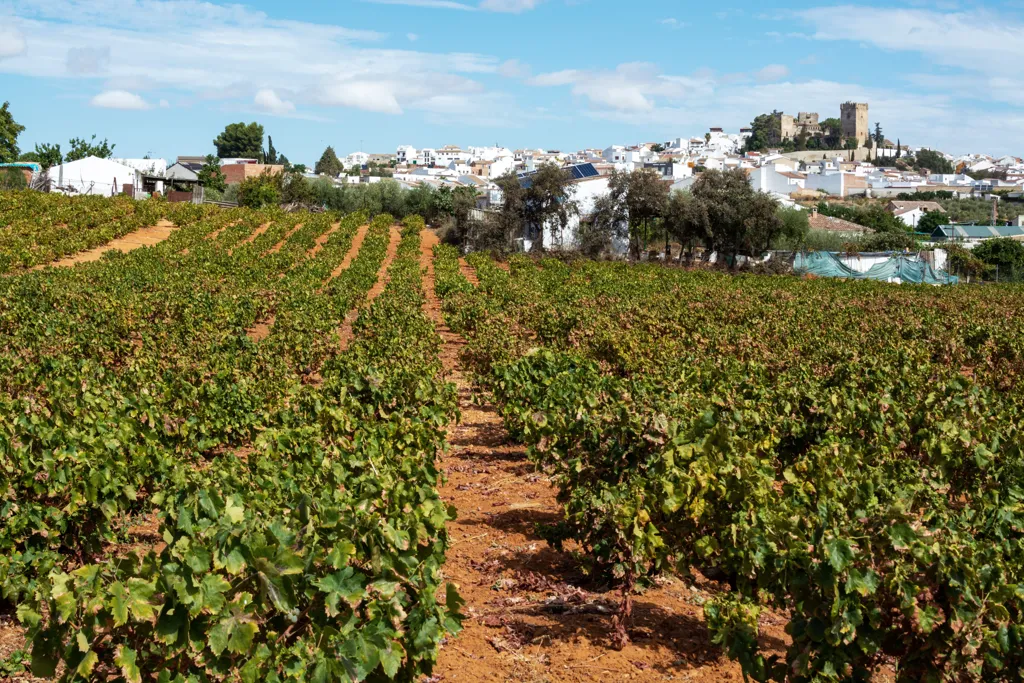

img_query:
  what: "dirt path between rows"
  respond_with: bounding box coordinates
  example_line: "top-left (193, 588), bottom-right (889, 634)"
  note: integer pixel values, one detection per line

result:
top-left (420, 229), bottom-right (779, 683)
top-left (338, 226), bottom-right (401, 350)
top-left (267, 223), bottom-right (304, 255)
top-left (230, 222), bottom-right (271, 254)
top-left (38, 219), bottom-right (177, 268)
top-left (325, 224), bottom-right (369, 284)
top-left (459, 257), bottom-right (479, 286)
top-left (307, 222), bottom-right (342, 257)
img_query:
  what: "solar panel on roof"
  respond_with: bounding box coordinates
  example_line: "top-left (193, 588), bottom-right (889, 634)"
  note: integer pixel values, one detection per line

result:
top-left (569, 163), bottom-right (599, 179)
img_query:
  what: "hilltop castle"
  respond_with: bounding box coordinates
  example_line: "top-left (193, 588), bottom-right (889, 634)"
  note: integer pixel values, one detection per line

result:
top-left (779, 102), bottom-right (870, 147)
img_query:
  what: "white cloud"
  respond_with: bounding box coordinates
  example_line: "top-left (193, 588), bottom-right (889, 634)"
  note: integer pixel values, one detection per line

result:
top-left (798, 6), bottom-right (1024, 73)
top-left (254, 88), bottom-right (296, 116)
top-left (316, 81), bottom-right (403, 114)
top-left (66, 46), bottom-right (110, 75)
top-left (478, 0), bottom-right (541, 12)
top-left (659, 18), bottom-right (686, 29)
top-left (158, 98), bottom-right (169, 108)
top-left (406, 32), bottom-right (418, 41)
top-left (362, 0), bottom-right (541, 10)
top-left (1, 0), bottom-right (512, 123)
top-left (529, 63), bottom-right (715, 112)
top-left (90, 89), bottom-right (151, 110)
top-left (0, 24), bottom-right (26, 58)
top-left (362, 0), bottom-right (475, 9)
top-left (755, 64), bottom-right (789, 83)
top-left (498, 58), bottom-right (530, 79)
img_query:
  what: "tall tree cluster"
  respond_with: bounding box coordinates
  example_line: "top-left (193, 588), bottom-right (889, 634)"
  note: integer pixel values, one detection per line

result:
top-left (472, 164), bottom-right (579, 253)
top-left (0, 101), bottom-right (25, 163)
top-left (213, 122), bottom-right (265, 159)
top-left (587, 169), bottom-right (787, 264)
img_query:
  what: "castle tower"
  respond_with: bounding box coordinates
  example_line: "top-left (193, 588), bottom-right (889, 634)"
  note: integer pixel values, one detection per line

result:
top-left (841, 102), bottom-right (869, 148)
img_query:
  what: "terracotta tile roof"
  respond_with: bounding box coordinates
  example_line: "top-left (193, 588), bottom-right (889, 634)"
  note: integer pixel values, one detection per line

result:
top-left (808, 212), bottom-right (875, 234)
top-left (887, 200), bottom-right (944, 213)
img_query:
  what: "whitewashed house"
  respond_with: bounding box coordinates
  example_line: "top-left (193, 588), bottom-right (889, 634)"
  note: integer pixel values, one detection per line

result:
top-left (417, 148), bottom-right (437, 166)
top-left (344, 152), bottom-right (370, 169)
top-left (396, 146), bottom-right (418, 164)
top-left (436, 145), bottom-right (471, 165)
top-left (46, 156), bottom-right (154, 197)
top-left (748, 165), bottom-right (806, 196)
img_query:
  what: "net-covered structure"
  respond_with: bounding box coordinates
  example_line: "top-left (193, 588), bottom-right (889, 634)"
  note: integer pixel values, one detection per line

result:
top-left (794, 252), bottom-right (959, 285)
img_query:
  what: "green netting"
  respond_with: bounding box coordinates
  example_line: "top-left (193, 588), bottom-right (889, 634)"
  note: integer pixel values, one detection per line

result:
top-left (794, 252), bottom-right (959, 285)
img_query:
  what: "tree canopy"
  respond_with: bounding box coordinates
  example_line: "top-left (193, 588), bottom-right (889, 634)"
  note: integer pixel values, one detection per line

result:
top-left (314, 146), bottom-right (343, 177)
top-left (213, 122), bottom-right (265, 159)
top-left (972, 238), bottom-right (1024, 280)
top-left (687, 169), bottom-right (783, 262)
top-left (744, 111), bottom-right (784, 152)
top-left (916, 210), bottom-right (948, 234)
top-left (197, 155), bottom-right (226, 193)
top-left (263, 136), bottom-right (278, 165)
top-left (0, 101), bottom-right (26, 163)
top-left (19, 143), bottom-right (63, 169)
top-left (604, 168), bottom-right (669, 259)
top-left (65, 135), bottom-right (115, 162)
top-left (522, 164), bottom-right (579, 250)
top-left (913, 149), bottom-right (954, 175)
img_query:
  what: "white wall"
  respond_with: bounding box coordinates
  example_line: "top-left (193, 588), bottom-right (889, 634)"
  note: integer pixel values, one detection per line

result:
top-left (46, 157), bottom-right (139, 197)
top-left (522, 177), bottom-right (628, 255)
top-left (488, 156), bottom-right (515, 179)
top-left (895, 207), bottom-right (926, 229)
top-left (749, 166), bottom-right (804, 195)
top-left (805, 172), bottom-right (845, 196)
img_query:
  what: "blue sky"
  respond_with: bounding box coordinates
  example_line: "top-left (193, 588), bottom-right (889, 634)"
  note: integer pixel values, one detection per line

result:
top-left (1, 0), bottom-right (1023, 163)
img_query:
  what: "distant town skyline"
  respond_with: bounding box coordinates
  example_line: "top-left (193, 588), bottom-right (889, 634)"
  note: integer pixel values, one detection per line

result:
top-left (1, 0), bottom-right (1022, 162)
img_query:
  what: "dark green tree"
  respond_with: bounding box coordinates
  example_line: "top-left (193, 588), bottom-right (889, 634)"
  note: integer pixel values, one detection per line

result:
top-left (972, 237), bottom-right (1024, 281)
top-left (663, 190), bottom-right (710, 262)
top-left (874, 122), bottom-right (884, 147)
top-left (744, 111), bottom-right (784, 152)
top-left (433, 186), bottom-right (454, 218)
top-left (213, 122), bottom-right (264, 159)
top-left (197, 155), bottom-right (226, 192)
top-left (65, 135), bottom-right (115, 162)
top-left (895, 138), bottom-right (901, 159)
top-left (0, 101), bottom-right (25, 163)
top-left (606, 168), bottom-right (669, 259)
top-left (916, 210), bottom-right (948, 235)
top-left (687, 169), bottom-right (783, 265)
top-left (263, 136), bottom-right (278, 165)
top-left (821, 118), bottom-right (842, 149)
top-left (314, 146), bottom-right (343, 177)
top-left (914, 149), bottom-right (954, 175)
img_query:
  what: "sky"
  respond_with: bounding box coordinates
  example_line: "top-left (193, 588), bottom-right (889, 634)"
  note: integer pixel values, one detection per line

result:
top-left (1, 0), bottom-right (1023, 164)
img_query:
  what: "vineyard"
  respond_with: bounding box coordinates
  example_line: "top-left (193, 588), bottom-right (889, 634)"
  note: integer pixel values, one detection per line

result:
top-left (1, 191), bottom-right (1023, 682)
top-left (432, 250), bottom-right (1024, 681)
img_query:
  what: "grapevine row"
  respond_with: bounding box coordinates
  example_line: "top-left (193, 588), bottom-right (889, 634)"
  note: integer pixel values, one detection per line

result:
top-left (1, 202), bottom-right (461, 681)
top-left (434, 248), bottom-right (1024, 681)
